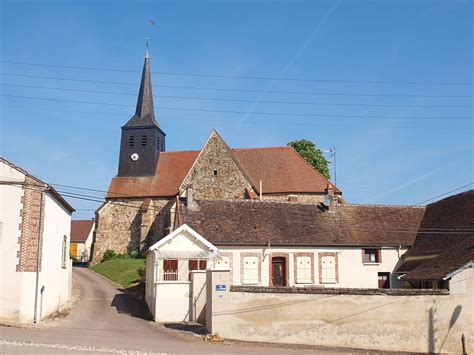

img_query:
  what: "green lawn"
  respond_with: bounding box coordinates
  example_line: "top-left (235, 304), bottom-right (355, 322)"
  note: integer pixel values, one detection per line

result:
top-left (90, 258), bottom-right (145, 288)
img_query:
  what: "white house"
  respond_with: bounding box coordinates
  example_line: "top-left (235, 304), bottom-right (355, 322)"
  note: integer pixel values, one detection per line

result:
top-left (70, 220), bottom-right (95, 262)
top-left (0, 157), bottom-right (75, 323)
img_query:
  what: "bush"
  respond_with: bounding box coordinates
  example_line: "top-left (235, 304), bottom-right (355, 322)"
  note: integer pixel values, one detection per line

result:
top-left (101, 249), bottom-right (117, 262)
top-left (129, 248), bottom-right (140, 259)
top-left (137, 266), bottom-right (146, 281)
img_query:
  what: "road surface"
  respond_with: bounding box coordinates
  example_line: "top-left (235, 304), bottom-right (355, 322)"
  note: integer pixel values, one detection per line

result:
top-left (0, 267), bottom-right (340, 354)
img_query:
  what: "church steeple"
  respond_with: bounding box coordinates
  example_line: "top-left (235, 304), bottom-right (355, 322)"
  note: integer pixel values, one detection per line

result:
top-left (117, 47), bottom-right (166, 177)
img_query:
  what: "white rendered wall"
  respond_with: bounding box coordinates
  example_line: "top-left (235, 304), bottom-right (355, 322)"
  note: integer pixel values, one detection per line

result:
top-left (212, 246), bottom-right (407, 288)
top-left (0, 161), bottom-right (72, 323)
top-left (154, 282), bottom-right (191, 322)
top-left (36, 192), bottom-right (72, 320)
top-left (0, 163), bottom-right (26, 321)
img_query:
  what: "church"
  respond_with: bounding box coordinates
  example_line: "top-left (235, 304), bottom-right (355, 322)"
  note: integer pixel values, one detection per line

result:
top-left (92, 50), bottom-right (341, 264)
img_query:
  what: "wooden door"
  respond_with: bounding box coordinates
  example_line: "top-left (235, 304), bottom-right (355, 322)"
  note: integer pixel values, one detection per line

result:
top-left (271, 257), bottom-right (287, 287)
top-left (378, 272), bottom-right (390, 288)
top-left (70, 243), bottom-right (78, 258)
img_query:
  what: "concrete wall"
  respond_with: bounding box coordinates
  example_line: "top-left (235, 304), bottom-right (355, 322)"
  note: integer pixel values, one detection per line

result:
top-left (210, 246), bottom-right (407, 289)
top-left (206, 270), bottom-right (474, 354)
top-left (153, 282), bottom-right (191, 322)
top-left (191, 271), bottom-right (207, 323)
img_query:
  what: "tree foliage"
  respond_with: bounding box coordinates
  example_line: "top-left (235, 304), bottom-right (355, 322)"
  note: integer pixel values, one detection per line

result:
top-left (288, 139), bottom-right (331, 179)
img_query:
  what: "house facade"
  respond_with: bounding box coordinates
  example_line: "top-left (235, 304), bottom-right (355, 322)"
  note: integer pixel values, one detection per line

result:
top-left (148, 199), bottom-right (424, 290)
top-left (92, 51), bottom-right (341, 264)
top-left (0, 157), bottom-right (75, 323)
top-left (70, 220), bottom-right (95, 262)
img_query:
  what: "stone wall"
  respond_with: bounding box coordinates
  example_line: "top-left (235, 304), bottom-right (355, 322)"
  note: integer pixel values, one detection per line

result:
top-left (181, 130), bottom-right (254, 200)
top-left (261, 193), bottom-right (326, 203)
top-left (91, 198), bottom-right (171, 264)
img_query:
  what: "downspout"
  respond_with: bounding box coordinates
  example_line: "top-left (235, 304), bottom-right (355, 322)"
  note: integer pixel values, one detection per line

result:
top-left (176, 195), bottom-right (182, 227)
top-left (33, 188), bottom-right (45, 324)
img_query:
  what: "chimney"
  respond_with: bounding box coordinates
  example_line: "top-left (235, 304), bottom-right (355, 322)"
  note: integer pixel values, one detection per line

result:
top-left (288, 195), bottom-right (298, 202)
top-left (186, 185), bottom-right (197, 210)
top-left (324, 184), bottom-right (336, 211)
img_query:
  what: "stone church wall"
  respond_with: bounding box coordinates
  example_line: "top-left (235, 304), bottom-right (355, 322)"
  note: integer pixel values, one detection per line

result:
top-left (91, 198), bottom-right (171, 264)
top-left (181, 132), bottom-right (254, 200)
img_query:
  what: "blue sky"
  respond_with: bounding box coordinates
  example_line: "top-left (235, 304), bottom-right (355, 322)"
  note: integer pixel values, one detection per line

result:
top-left (1, 0), bottom-right (472, 219)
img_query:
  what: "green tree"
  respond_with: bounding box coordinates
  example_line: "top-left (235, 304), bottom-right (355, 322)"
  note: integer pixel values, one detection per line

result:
top-left (288, 139), bottom-right (330, 179)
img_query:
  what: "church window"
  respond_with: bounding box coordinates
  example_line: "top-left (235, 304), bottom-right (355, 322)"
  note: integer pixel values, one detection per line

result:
top-left (141, 135), bottom-right (147, 147)
top-left (128, 136), bottom-right (134, 147)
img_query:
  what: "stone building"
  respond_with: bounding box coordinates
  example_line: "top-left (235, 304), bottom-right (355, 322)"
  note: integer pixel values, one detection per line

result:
top-left (92, 51), bottom-right (341, 263)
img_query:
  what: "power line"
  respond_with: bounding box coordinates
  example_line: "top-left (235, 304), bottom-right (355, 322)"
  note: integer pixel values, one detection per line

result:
top-left (1, 60), bottom-right (472, 86)
top-left (1, 75), bottom-right (472, 98)
top-left (4, 181), bottom-right (472, 233)
top-left (4, 104), bottom-right (471, 131)
top-left (2, 84), bottom-right (472, 109)
top-left (2, 96), bottom-right (472, 121)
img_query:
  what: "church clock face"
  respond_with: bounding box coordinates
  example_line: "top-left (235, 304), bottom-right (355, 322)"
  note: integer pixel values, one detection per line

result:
top-left (130, 153), bottom-right (139, 162)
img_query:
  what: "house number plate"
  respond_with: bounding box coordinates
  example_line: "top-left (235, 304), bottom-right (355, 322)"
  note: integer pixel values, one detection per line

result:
top-left (216, 284), bottom-right (226, 291)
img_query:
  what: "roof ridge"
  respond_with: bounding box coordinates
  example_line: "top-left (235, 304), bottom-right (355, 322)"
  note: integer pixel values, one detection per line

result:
top-left (161, 150), bottom-right (200, 154)
top-left (343, 203), bottom-right (426, 209)
top-left (232, 146), bottom-right (291, 151)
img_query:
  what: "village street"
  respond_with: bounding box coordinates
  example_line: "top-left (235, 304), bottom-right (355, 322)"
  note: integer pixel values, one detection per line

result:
top-left (0, 268), bottom-right (343, 354)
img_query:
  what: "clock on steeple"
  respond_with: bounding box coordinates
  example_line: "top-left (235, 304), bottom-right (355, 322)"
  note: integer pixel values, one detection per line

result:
top-left (117, 47), bottom-right (166, 177)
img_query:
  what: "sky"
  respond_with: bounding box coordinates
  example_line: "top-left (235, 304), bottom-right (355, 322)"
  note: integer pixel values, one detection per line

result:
top-left (1, 0), bottom-right (472, 220)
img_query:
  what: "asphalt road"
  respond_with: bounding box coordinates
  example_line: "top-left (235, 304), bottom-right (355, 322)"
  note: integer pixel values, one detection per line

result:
top-left (0, 267), bottom-right (339, 354)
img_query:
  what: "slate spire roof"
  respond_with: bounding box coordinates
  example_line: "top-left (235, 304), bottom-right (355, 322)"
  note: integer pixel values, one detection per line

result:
top-left (124, 49), bottom-right (159, 128)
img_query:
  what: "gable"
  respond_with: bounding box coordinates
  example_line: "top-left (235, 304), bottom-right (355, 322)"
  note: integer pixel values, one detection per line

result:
top-left (179, 130), bottom-right (255, 200)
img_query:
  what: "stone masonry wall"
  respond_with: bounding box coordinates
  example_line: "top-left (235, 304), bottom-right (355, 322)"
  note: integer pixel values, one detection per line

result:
top-left (181, 131), bottom-right (254, 200)
top-left (91, 198), bottom-right (171, 264)
top-left (262, 193), bottom-right (326, 203)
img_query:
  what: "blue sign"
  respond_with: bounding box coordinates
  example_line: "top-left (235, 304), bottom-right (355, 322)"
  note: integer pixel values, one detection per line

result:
top-left (216, 284), bottom-right (226, 291)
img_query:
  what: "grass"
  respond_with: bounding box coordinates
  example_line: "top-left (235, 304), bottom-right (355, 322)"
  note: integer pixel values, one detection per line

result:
top-left (90, 257), bottom-right (145, 288)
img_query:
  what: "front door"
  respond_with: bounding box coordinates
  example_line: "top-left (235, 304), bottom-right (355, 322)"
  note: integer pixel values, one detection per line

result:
top-left (271, 257), bottom-right (287, 287)
top-left (378, 272), bottom-right (390, 288)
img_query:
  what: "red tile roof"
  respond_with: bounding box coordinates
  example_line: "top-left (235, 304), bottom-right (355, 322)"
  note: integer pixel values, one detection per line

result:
top-left (71, 220), bottom-right (95, 243)
top-left (106, 147), bottom-right (338, 198)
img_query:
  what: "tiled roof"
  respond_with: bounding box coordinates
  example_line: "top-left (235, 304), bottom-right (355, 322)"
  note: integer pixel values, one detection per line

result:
top-left (107, 150), bottom-right (199, 198)
top-left (181, 200), bottom-right (425, 247)
top-left (71, 220), bottom-right (95, 243)
top-left (106, 146), bottom-right (338, 198)
top-left (398, 190), bottom-right (474, 281)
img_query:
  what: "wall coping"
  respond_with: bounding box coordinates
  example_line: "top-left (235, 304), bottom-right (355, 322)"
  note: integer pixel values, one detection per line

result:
top-left (230, 285), bottom-right (450, 296)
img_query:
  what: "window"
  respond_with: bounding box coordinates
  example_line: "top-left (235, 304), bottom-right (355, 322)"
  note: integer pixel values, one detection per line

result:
top-left (61, 235), bottom-right (67, 269)
top-left (188, 259), bottom-right (206, 280)
top-left (214, 256), bottom-right (231, 270)
top-left (296, 255), bottom-right (312, 284)
top-left (242, 256), bottom-right (259, 284)
top-left (163, 259), bottom-right (178, 281)
top-left (141, 135), bottom-right (147, 147)
top-left (363, 249), bottom-right (381, 263)
top-left (378, 272), bottom-right (390, 288)
top-left (128, 136), bottom-right (134, 147)
top-left (320, 254), bottom-right (337, 284)
top-left (213, 169), bottom-right (218, 176)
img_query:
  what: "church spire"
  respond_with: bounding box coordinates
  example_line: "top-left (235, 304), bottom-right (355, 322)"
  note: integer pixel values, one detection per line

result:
top-left (134, 45), bottom-right (156, 124)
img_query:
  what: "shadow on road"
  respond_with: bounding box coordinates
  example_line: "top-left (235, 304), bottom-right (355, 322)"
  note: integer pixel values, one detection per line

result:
top-left (111, 292), bottom-right (152, 321)
top-left (164, 322), bottom-right (208, 336)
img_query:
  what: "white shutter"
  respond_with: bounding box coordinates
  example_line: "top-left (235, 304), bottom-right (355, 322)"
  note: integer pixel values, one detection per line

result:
top-left (214, 256), bottom-right (230, 270)
top-left (321, 255), bottom-right (337, 283)
top-left (243, 256), bottom-right (259, 284)
top-left (296, 256), bottom-right (312, 283)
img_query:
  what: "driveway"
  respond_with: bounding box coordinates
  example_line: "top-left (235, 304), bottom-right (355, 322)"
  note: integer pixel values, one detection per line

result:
top-left (0, 267), bottom-right (340, 354)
